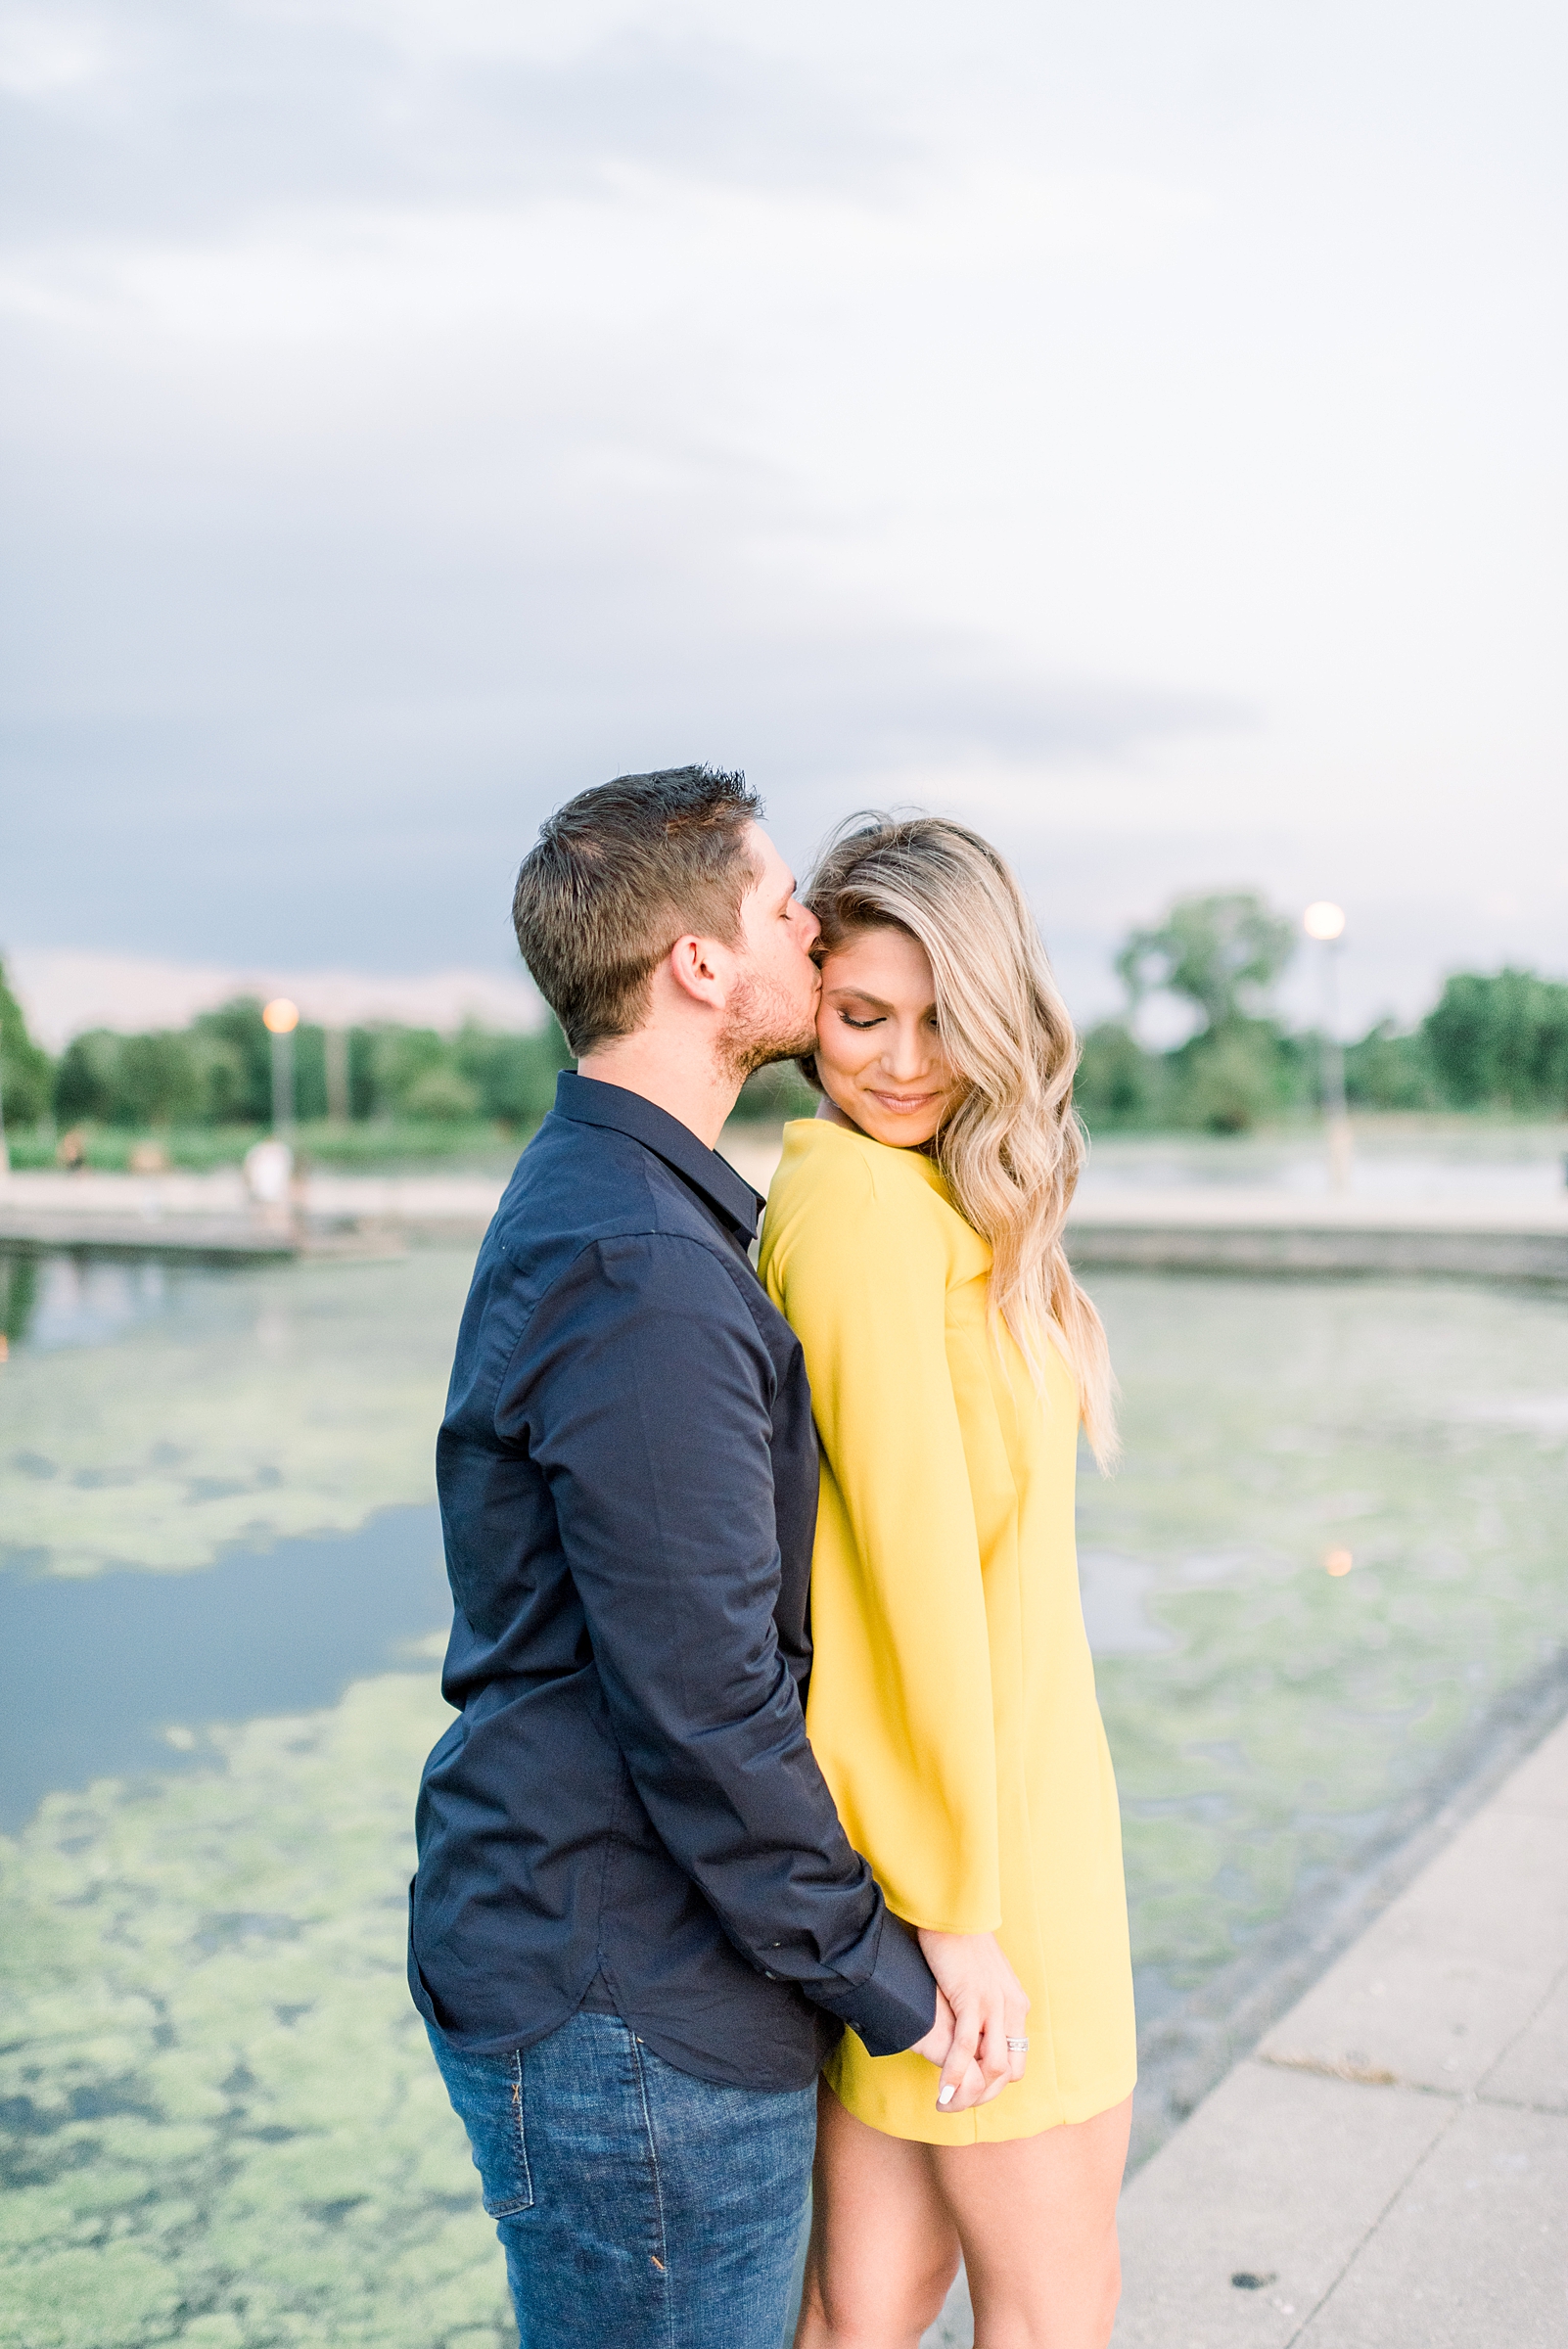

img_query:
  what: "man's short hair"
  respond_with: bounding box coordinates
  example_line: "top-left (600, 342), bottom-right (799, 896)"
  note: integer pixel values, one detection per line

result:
top-left (513, 766), bottom-right (763, 1055)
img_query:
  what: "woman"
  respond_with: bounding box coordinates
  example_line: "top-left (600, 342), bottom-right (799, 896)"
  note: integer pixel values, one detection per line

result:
top-left (760, 816), bottom-right (1136, 2349)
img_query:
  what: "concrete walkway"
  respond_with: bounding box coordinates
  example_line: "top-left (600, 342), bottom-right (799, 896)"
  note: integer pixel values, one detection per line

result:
top-left (7, 1144), bottom-right (1568, 1280)
top-left (1063, 1186), bottom-right (1568, 1285)
top-left (924, 1710), bottom-right (1568, 2346)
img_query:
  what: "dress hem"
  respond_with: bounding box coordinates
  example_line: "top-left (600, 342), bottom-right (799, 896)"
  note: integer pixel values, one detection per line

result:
top-left (827, 2060), bottom-right (1139, 2147)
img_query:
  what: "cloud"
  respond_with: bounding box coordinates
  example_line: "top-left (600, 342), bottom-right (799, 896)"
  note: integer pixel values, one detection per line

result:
top-left (0, 3), bottom-right (913, 252)
top-left (2, 0), bottom-right (1565, 1031)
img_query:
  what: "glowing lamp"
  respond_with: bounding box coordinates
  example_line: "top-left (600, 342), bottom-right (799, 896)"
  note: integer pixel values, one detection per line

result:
top-left (262, 997), bottom-right (300, 1034)
top-left (1303, 902), bottom-right (1346, 942)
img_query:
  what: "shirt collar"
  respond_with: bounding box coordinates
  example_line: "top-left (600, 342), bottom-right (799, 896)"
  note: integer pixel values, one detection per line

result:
top-left (551, 1070), bottom-right (765, 1243)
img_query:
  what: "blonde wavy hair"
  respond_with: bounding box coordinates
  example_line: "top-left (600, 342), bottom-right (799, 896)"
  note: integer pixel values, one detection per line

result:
top-left (802, 813), bottom-right (1118, 1466)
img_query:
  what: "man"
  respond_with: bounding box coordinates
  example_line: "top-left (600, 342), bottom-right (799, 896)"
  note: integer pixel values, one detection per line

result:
top-left (409, 768), bottom-right (968, 2348)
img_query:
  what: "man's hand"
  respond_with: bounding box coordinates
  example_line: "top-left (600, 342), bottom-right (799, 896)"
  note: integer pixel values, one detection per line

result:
top-left (915, 1929), bottom-right (1029, 2113)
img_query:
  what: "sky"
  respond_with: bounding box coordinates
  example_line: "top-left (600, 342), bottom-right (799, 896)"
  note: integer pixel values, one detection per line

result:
top-left (3, 0), bottom-right (1565, 1041)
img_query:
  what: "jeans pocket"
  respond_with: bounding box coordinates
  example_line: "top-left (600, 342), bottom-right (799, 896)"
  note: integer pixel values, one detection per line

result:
top-left (428, 2031), bottom-right (535, 2217)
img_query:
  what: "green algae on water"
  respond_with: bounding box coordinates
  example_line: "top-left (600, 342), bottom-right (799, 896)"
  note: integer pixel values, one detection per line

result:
top-left (0, 1673), bottom-right (511, 2349)
top-left (5, 1264), bottom-right (1568, 2345)
top-left (1081, 1274), bottom-right (1568, 2001)
top-left (0, 1252), bottom-right (476, 1580)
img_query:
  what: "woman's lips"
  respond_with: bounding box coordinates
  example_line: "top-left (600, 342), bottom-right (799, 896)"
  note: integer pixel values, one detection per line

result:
top-left (866, 1090), bottom-right (941, 1113)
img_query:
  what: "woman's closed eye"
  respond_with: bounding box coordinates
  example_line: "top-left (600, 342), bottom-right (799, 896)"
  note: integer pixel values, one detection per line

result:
top-left (839, 1011), bottom-right (885, 1030)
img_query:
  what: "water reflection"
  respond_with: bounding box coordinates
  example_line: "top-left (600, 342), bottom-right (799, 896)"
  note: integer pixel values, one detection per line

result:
top-left (14, 1251), bottom-right (174, 1352)
top-left (0, 1244), bottom-right (472, 1578)
top-left (0, 1248), bottom-right (38, 1344)
top-left (0, 1504), bottom-right (448, 1830)
top-left (2, 1244), bottom-right (1566, 2348)
top-left (1081, 1127), bottom-right (1568, 1202)
top-left (1081, 1270), bottom-right (1568, 2024)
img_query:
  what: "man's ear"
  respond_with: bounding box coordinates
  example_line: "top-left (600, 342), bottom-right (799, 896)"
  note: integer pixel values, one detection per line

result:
top-left (666, 933), bottom-right (728, 1007)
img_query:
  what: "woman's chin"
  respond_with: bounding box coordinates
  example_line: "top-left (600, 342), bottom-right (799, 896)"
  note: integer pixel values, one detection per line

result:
top-left (857, 1110), bottom-right (944, 1150)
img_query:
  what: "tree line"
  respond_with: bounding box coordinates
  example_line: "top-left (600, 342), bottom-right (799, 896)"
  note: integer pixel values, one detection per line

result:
top-left (0, 987), bottom-right (575, 1138)
top-left (0, 971), bottom-right (812, 1159)
top-left (2, 898), bottom-right (1566, 1156)
top-left (1076, 895), bottom-right (1568, 1131)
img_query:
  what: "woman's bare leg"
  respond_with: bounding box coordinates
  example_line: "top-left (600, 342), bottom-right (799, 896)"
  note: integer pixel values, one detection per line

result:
top-left (932, 2096), bottom-right (1132, 2349)
top-left (794, 2082), bottom-right (962, 2349)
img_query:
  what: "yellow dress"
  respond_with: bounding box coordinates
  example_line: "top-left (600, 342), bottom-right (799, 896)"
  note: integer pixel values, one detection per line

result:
top-left (760, 1119), bottom-right (1136, 2144)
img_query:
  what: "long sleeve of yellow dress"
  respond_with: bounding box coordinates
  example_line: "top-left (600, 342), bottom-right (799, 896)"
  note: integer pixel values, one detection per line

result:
top-left (762, 1123), bottom-right (1002, 1938)
top-left (761, 1119), bottom-right (1137, 2145)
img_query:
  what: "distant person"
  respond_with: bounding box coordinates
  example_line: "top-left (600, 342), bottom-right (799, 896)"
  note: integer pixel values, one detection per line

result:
top-left (761, 815), bottom-right (1137, 2349)
top-left (408, 769), bottom-right (1008, 2349)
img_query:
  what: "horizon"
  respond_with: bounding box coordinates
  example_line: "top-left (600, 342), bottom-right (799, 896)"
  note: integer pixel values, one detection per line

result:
top-left (7, 919), bottom-right (1565, 1062)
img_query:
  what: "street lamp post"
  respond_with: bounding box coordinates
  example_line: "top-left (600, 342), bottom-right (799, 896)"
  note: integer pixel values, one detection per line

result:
top-left (1303, 902), bottom-right (1351, 1191)
top-left (262, 998), bottom-right (300, 1139)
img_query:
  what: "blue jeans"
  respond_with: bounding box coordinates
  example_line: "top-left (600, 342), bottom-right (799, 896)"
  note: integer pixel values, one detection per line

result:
top-left (427, 2011), bottom-right (816, 2348)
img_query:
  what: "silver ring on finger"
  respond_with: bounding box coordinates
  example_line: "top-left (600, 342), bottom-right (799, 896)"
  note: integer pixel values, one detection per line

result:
top-left (1006, 2037), bottom-right (1030, 2051)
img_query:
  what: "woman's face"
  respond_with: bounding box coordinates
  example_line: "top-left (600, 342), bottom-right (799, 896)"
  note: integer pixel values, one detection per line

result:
top-left (812, 925), bottom-right (963, 1148)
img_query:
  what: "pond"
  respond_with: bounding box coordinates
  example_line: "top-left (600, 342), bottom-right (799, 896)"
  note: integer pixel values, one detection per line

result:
top-left (3, 1233), bottom-right (1567, 2347)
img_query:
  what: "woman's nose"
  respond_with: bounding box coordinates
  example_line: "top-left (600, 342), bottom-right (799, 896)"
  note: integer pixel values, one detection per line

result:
top-left (880, 1022), bottom-right (930, 1080)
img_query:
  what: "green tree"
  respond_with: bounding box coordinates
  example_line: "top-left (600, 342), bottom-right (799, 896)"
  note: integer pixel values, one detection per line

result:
top-left (1116, 893), bottom-right (1295, 1033)
top-left (732, 1060), bottom-right (819, 1123)
top-left (1172, 1022), bottom-right (1290, 1133)
top-left (365, 1028), bottom-right (461, 1120)
top-left (54, 1030), bottom-right (122, 1125)
top-left (1109, 892), bottom-right (1297, 1133)
top-left (0, 956), bottom-right (54, 1128)
top-left (189, 999), bottom-right (272, 1123)
top-left (451, 1018), bottom-right (573, 1125)
top-left (53, 1029), bottom-right (204, 1128)
top-left (1074, 1022), bottom-right (1161, 1128)
top-left (54, 1004), bottom-right (270, 1129)
top-left (1343, 1021), bottom-right (1438, 1110)
top-left (117, 1032), bottom-right (208, 1127)
top-left (1422, 970), bottom-right (1568, 1111)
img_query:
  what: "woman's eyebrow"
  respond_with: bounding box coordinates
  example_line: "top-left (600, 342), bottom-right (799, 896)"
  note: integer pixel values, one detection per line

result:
top-left (825, 987), bottom-right (896, 1012)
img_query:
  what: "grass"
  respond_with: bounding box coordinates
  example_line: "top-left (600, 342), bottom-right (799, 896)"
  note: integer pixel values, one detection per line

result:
top-left (5, 1123), bottom-right (524, 1175)
top-left (5, 1098), bottom-right (818, 1177)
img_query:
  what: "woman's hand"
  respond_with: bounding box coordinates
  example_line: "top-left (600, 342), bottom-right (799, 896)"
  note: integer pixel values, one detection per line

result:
top-left (909, 1988), bottom-right (990, 2112)
top-left (916, 1929), bottom-right (1030, 2112)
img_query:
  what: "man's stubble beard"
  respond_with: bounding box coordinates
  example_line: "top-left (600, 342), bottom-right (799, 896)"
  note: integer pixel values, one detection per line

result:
top-left (716, 971), bottom-right (820, 1084)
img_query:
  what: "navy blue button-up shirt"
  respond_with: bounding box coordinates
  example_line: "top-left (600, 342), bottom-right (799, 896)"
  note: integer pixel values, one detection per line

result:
top-left (409, 1072), bottom-right (937, 2090)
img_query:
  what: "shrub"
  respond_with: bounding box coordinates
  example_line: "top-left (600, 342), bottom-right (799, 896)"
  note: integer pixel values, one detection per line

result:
top-left (1173, 1021), bottom-right (1288, 1133)
top-left (400, 1065), bottom-right (483, 1122)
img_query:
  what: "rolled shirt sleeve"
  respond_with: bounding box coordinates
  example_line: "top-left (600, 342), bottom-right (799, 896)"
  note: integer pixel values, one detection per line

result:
top-left (496, 1231), bottom-right (938, 2057)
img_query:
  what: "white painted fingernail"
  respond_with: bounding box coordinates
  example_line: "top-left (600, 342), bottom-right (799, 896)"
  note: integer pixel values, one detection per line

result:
top-left (937, 2085), bottom-right (955, 2107)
